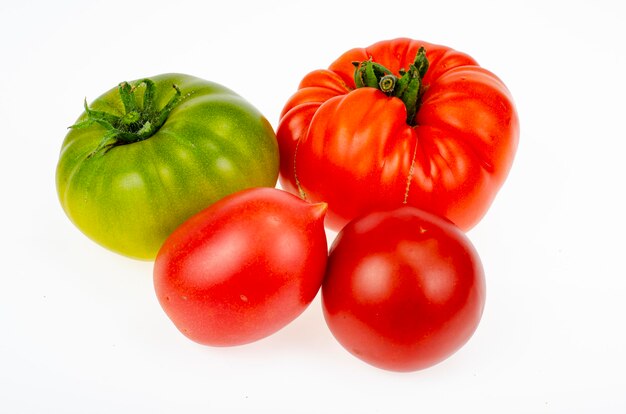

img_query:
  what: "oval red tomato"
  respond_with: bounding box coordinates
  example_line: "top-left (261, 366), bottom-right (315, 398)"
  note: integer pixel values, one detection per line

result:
top-left (322, 207), bottom-right (485, 372)
top-left (278, 38), bottom-right (519, 231)
top-left (153, 187), bottom-right (328, 346)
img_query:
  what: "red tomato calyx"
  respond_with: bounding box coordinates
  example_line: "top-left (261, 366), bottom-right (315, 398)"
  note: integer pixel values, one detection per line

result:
top-left (353, 46), bottom-right (430, 125)
top-left (71, 78), bottom-right (192, 157)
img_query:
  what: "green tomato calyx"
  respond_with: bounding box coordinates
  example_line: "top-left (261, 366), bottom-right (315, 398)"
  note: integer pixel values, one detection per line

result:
top-left (70, 79), bottom-right (185, 157)
top-left (352, 46), bottom-right (429, 126)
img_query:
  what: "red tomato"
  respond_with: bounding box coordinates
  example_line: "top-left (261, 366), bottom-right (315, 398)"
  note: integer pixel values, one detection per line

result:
top-left (322, 207), bottom-right (485, 372)
top-left (154, 187), bottom-right (328, 346)
top-left (278, 38), bottom-right (519, 230)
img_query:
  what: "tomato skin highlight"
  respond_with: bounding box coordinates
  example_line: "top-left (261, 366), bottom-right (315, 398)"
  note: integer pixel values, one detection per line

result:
top-left (278, 38), bottom-right (519, 231)
top-left (154, 187), bottom-right (328, 347)
top-left (322, 207), bottom-right (485, 372)
top-left (56, 73), bottom-right (279, 260)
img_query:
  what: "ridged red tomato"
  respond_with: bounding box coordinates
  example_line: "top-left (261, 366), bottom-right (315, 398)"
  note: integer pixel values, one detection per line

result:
top-left (278, 38), bottom-right (519, 230)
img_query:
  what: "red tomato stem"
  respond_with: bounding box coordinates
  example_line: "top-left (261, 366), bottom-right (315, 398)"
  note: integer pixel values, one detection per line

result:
top-left (353, 47), bottom-right (429, 126)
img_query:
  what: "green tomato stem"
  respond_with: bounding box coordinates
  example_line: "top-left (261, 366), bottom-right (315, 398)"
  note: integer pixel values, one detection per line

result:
top-left (71, 78), bottom-right (185, 157)
top-left (353, 47), bottom-right (429, 126)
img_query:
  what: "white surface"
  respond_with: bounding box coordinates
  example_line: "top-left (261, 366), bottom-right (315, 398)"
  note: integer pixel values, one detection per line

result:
top-left (1, 0), bottom-right (625, 412)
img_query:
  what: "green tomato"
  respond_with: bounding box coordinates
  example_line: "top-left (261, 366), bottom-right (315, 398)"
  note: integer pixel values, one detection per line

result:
top-left (56, 73), bottom-right (279, 260)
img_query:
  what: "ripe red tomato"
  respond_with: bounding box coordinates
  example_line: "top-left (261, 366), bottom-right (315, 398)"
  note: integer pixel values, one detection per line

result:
top-left (322, 207), bottom-right (485, 372)
top-left (278, 38), bottom-right (519, 230)
top-left (153, 187), bottom-right (328, 346)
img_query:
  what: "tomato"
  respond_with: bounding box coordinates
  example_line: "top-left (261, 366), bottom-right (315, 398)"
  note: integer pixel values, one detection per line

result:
top-left (153, 187), bottom-right (328, 346)
top-left (322, 207), bottom-right (485, 372)
top-left (56, 74), bottom-right (279, 260)
top-left (277, 38), bottom-right (519, 231)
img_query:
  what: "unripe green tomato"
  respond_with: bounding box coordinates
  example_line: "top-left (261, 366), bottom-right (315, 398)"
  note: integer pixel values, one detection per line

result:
top-left (56, 73), bottom-right (279, 260)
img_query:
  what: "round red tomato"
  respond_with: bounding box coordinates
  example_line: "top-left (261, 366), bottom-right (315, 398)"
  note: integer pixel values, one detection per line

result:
top-left (278, 38), bottom-right (519, 230)
top-left (322, 207), bottom-right (485, 372)
top-left (153, 187), bottom-right (328, 346)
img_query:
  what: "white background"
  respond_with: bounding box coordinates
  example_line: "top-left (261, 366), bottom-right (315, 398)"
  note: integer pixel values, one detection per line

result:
top-left (1, 0), bottom-right (625, 412)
